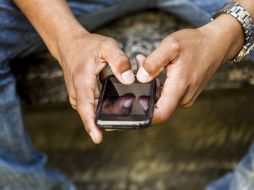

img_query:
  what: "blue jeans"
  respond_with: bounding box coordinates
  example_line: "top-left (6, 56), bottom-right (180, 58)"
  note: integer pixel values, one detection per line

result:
top-left (0, 0), bottom-right (253, 189)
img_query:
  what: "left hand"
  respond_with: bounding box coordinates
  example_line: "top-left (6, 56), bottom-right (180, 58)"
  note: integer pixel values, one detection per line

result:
top-left (136, 15), bottom-right (244, 124)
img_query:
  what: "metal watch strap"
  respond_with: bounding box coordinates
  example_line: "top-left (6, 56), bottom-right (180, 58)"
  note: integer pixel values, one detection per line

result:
top-left (213, 1), bottom-right (254, 63)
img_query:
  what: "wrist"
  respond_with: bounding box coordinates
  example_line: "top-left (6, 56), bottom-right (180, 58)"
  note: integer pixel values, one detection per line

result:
top-left (238, 0), bottom-right (254, 19)
top-left (210, 14), bottom-right (244, 63)
top-left (50, 23), bottom-right (89, 63)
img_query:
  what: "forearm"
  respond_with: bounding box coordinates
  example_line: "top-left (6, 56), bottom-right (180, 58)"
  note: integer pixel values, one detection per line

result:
top-left (13, 0), bottom-right (88, 58)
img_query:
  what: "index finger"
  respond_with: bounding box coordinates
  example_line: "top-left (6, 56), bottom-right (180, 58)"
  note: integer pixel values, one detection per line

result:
top-left (102, 39), bottom-right (135, 85)
top-left (74, 71), bottom-right (103, 144)
top-left (152, 66), bottom-right (186, 124)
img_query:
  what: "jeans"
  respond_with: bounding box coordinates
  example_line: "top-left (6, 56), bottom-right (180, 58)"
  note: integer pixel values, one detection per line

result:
top-left (0, 0), bottom-right (253, 189)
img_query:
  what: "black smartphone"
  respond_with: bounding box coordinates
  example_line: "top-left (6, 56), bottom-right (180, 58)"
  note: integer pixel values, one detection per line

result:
top-left (95, 75), bottom-right (156, 130)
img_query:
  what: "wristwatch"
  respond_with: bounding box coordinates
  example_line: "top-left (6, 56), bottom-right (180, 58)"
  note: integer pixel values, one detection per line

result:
top-left (212, 1), bottom-right (254, 63)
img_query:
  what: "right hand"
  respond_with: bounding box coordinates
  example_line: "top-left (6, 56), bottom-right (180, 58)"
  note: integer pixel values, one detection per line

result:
top-left (54, 30), bottom-right (135, 144)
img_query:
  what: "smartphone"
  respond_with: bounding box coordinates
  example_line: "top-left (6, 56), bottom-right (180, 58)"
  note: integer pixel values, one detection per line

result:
top-left (95, 75), bottom-right (156, 130)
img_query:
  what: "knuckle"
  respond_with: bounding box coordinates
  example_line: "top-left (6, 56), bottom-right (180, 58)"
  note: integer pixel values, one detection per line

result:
top-left (114, 55), bottom-right (130, 71)
top-left (74, 74), bottom-right (95, 90)
top-left (116, 55), bottom-right (129, 64)
top-left (170, 40), bottom-right (180, 52)
top-left (73, 78), bottom-right (82, 89)
top-left (71, 104), bottom-right (77, 110)
top-left (72, 69), bottom-right (87, 84)
top-left (102, 37), bottom-right (117, 46)
top-left (163, 37), bottom-right (180, 50)
top-left (69, 96), bottom-right (77, 110)
top-left (143, 59), bottom-right (157, 74)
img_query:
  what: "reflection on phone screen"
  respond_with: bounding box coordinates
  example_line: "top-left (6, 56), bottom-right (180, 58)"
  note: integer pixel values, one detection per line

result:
top-left (101, 77), bottom-right (151, 117)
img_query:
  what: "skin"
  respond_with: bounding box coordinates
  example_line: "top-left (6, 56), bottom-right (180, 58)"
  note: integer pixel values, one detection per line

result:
top-left (13, 0), bottom-right (135, 144)
top-left (13, 0), bottom-right (254, 143)
top-left (136, 0), bottom-right (254, 124)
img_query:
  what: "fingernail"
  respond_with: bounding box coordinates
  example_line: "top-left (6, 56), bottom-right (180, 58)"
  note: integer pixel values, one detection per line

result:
top-left (123, 99), bottom-right (134, 108)
top-left (121, 70), bottom-right (135, 84)
top-left (106, 129), bottom-right (116, 132)
top-left (136, 54), bottom-right (146, 63)
top-left (137, 67), bottom-right (150, 83)
top-left (140, 101), bottom-right (149, 111)
top-left (89, 131), bottom-right (97, 143)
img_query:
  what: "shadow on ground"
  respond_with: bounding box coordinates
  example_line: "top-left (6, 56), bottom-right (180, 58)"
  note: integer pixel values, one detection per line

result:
top-left (23, 87), bottom-right (254, 190)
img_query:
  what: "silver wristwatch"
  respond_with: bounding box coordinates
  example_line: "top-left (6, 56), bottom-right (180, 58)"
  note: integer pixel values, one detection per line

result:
top-left (212, 1), bottom-right (254, 63)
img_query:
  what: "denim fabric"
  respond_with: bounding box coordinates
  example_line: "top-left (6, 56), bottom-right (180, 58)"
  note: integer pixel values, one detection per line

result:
top-left (0, 0), bottom-right (253, 189)
top-left (206, 143), bottom-right (254, 190)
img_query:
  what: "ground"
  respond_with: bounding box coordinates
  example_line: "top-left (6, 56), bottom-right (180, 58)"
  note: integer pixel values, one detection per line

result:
top-left (24, 88), bottom-right (254, 190)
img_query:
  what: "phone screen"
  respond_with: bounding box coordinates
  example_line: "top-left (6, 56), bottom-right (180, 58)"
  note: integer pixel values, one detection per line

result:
top-left (97, 76), bottom-right (155, 122)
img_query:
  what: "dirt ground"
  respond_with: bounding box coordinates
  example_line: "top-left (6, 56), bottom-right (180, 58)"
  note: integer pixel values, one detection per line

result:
top-left (23, 87), bottom-right (254, 190)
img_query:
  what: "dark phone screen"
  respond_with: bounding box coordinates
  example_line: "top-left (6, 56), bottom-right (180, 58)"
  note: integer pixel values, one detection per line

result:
top-left (99, 77), bottom-right (153, 119)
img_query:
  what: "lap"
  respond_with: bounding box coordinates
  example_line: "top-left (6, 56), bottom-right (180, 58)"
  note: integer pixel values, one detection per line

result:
top-left (155, 0), bottom-right (229, 26)
top-left (0, 0), bottom-right (45, 66)
top-left (0, 0), bottom-right (150, 65)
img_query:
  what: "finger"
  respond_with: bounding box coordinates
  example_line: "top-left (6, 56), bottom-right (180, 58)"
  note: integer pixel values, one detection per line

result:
top-left (135, 54), bottom-right (146, 78)
top-left (99, 65), bottom-right (112, 82)
top-left (179, 85), bottom-right (203, 108)
top-left (102, 42), bottom-right (135, 85)
top-left (138, 96), bottom-right (149, 113)
top-left (102, 94), bottom-right (135, 115)
top-left (137, 38), bottom-right (179, 83)
top-left (156, 78), bottom-right (162, 88)
top-left (136, 54), bottom-right (146, 70)
top-left (74, 67), bottom-right (103, 144)
top-left (102, 98), bottom-right (114, 114)
top-left (64, 73), bottom-right (78, 110)
top-left (152, 79), bottom-right (183, 124)
top-left (152, 64), bottom-right (186, 124)
top-left (105, 129), bottom-right (118, 132)
top-left (94, 99), bottom-right (99, 110)
top-left (95, 85), bottom-right (100, 99)
top-left (69, 96), bottom-right (77, 110)
top-left (112, 94), bottom-right (135, 115)
top-left (155, 80), bottom-right (163, 103)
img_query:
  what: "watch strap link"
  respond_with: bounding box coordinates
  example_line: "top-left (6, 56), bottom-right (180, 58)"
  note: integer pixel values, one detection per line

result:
top-left (213, 1), bottom-right (254, 63)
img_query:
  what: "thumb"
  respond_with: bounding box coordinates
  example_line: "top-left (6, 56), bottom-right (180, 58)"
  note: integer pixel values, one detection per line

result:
top-left (137, 37), bottom-right (179, 83)
top-left (135, 54), bottom-right (146, 70)
top-left (102, 42), bottom-right (135, 85)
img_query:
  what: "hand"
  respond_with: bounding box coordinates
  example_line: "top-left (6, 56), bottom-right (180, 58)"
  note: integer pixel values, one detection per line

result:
top-left (55, 31), bottom-right (135, 143)
top-left (136, 15), bottom-right (244, 124)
